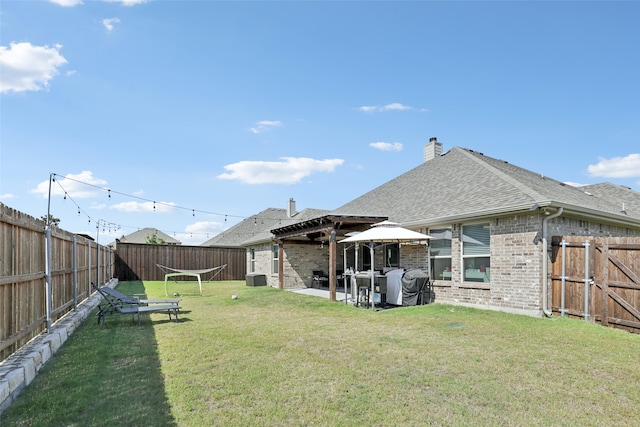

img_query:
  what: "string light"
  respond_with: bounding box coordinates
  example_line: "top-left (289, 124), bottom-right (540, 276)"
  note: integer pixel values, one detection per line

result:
top-left (47, 172), bottom-right (293, 241)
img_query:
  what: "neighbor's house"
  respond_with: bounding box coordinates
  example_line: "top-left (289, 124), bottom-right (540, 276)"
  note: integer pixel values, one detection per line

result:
top-left (212, 138), bottom-right (640, 316)
top-left (109, 227), bottom-right (181, 249)
top-left (202, 199), bottom-right (330, 286)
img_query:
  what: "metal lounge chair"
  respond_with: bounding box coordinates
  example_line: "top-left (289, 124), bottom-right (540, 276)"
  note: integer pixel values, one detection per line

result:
top-left (99, 285), bottom-right (181, 306)
top-left (92, 283), bottom-right (182, 329)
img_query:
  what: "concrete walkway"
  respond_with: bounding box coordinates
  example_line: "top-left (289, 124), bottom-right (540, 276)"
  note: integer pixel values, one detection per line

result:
top-left (288, 287), bottom-right (355, 303)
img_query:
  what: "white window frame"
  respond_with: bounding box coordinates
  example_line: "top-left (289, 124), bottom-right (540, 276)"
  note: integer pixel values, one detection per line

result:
top-left (461, 222), bottom-right (491, 283)
top-left (250, 248), bottom-right (256, 273)
top-left (272, 244), bottom-right (279, 274)
top-left (428, 227), bottom-right (452, 281)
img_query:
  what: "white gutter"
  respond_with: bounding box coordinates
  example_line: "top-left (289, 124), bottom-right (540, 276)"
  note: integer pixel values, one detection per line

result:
top-left (541, 207), bottom-right (563, 317)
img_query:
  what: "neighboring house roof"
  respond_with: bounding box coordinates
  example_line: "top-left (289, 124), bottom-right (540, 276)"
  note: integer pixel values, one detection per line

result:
top-left (202, 207), bottom-right (330, 247)
top-left (117, 227), bottom-right (181, 245)
top-left (332, 147), bottom-right (640, 228)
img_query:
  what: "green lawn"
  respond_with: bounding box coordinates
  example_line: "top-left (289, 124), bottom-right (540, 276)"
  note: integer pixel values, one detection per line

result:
top-left (2, 280), bottom-right (639, 426)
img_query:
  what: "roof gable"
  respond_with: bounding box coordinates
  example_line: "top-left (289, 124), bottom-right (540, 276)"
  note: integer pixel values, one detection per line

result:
top-left (119, 227), bottom-right (181, 244)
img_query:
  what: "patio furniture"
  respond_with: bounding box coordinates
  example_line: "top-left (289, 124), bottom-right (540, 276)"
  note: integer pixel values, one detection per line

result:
top-left (93, 283), bottom-right (182, 329)
top-left (312, 270), bottom-right (329, 288)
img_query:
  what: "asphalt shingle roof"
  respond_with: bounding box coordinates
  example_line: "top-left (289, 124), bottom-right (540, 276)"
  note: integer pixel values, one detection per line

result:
top-left (117, 227), bottom-right (181, 244)
top-left (202, 207), bottom-right (329, 247)
top-left (332, 147), bottom-right (640, 225)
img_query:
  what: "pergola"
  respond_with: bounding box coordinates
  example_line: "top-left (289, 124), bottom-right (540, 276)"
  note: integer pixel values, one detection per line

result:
top-left (270, 214), bottom-right (388, 301)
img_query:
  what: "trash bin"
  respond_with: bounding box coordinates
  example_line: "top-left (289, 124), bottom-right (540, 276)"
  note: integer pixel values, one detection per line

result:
top-left (246, 273), bottom-right (267, 286)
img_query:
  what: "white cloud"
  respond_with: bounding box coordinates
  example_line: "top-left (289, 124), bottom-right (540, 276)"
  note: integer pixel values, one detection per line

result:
top-left (184, 221), bottom-right (224, 234)
top-left (370, 142), bottom-right (403, 152)
top-left (218, 157), bottom-right (344, 184)
top-left (249, 120), bottom-right (283, 134)
top-left (587, 153), bottom-right (640, 178)
top-left (31, 171), bottom-right (108, 199)
top-left (357, 103), bottom-right (426, 113)
top-left (0, 193), bottom-right (15, 200)
top-left (110, 201), bottom-right (177, 213)
top-left (50, 0), bottom-right (83, 6)
top-left (0, 42), bottom-right (68, 93)
top-left (104, 0), bottom-right (149, 6)
top-left (175, 221), bottom-right (226, 246)
top-left (102, 18), bottom-right (121, 32)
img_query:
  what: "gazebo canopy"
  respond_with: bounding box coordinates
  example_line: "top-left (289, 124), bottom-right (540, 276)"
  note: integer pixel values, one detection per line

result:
top-left (340, 221), bottom-right (432, 243)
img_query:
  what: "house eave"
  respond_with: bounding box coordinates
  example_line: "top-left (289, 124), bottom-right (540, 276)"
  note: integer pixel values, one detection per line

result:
top-left (401, 202), bottom-right (640, 230)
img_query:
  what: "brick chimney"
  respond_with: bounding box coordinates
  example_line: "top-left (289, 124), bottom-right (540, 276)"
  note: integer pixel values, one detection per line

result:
top-left (424, 137), bottom-right (443, 162)
top-left (287, 197), bottom-right (297, 218)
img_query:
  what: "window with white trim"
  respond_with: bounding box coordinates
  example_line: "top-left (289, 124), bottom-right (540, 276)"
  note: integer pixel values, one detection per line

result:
top-left (462, 223), bottom-right (490, 282)
top-left (429, 227), bottom-right (452, 281)
top-left (272, 244), bottom-right (279, 274)
top-left (250, 248), bottom-right (256, 273)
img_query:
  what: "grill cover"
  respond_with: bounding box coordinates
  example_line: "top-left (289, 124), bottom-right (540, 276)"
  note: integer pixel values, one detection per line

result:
top-left (401, 269), bottom-right (430, 306)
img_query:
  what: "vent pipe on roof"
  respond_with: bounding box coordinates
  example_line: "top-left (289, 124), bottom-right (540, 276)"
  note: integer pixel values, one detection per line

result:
top-left (287, 198), bottom-right (297, 218)
top-left (424, 137), bottom-right (443, 162)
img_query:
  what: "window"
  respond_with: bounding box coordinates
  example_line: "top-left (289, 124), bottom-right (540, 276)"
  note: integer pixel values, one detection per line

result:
top-left (384, 244), bottom-right (400, 269)
top-left (272, 244), bottom-right (279, 274)
top-left (250, 248), bottom-right (256, 273)
top-left (429, 228), bottom-right (452, 281)
top-left (462, 223), bottom-right (490, 282)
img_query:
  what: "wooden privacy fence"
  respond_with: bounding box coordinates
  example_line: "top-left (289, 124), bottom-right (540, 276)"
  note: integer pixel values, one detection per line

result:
top-left (114, 242), bottom-right (246, 282)
top-left (1, 204), bottom-right (113, 362)
top-left (551, 236), bottom-right (640, 334)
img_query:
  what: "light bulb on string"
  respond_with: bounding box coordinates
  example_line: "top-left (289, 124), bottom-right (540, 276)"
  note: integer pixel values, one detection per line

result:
top-left (108, 189), bottom-right (111, 199)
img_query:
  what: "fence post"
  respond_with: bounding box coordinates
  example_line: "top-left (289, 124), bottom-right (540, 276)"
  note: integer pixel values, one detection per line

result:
top-left (560, 240), bottom-right (567, 317)
top-left (601, 240), bottom-right (609, 327)
top-left (73, 235), bottom-right (78, 310)
top-left (583, 240), bottom-right (590, 321)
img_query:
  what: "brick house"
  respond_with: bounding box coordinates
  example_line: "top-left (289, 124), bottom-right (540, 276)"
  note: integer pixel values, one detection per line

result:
top-left (213, 139), bottom-right (640, 316)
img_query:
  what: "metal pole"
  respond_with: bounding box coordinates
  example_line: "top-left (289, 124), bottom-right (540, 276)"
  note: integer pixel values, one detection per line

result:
top-left (44, 173), bottom-right (53, 333)
top-left (88, 240), bottom-right (92, 292)
top-left (343, 246), bottom-right (348, 305)
top-left (370, 243), bottom-right (375, 311)
top-left (354, 243), bottom-right (359, 302)
top-left (73, 235), bottom-right (78, 310)
top-left (45, 226), bottom-right (52, 333)
top-left (584, 241), bottom-right (590, 321)
top-left (96, 220), bottom-right (101, 286)
top-left (560, 240), bottom-right (566, 317)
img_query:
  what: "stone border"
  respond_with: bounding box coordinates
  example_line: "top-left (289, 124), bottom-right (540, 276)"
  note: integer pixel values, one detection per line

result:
top-left (0, 278), bottom-right (118, 415)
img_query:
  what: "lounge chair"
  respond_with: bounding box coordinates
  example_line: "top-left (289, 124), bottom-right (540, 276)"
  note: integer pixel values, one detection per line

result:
top-left (99, 285), bottom-right (181, 306)
top-left (93, 283), bottom-right (182, 329)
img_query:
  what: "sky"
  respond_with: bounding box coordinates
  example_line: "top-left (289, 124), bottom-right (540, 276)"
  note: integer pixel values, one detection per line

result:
top-left (1, 0), bottom-right (639, 246)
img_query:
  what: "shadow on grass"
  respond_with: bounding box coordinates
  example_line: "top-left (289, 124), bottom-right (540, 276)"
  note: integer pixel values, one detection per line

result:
top-left (0, 281), bottom-right (178, 427)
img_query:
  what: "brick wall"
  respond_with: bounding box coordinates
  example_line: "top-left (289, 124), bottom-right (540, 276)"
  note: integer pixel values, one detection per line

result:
top-left (431, 212), bottom-right (640, 316)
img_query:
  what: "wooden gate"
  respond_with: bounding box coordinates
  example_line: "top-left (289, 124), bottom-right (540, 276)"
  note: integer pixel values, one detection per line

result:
top-left (551, 236), bottom-right (640, 334)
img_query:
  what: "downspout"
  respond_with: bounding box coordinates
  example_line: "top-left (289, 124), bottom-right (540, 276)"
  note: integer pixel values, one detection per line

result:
top-left (542, 207), bottom-right (563, 317)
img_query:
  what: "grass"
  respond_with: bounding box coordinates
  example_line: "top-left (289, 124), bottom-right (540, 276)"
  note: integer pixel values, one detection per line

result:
top-left (2, 280), bottom-right (640, 426)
